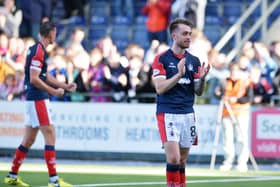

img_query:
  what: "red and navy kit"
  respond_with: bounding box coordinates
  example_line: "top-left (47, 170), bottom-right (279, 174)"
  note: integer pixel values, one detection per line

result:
top-left (24, 42), bottom-right (49, 100)
top-left (152, 49), bottom-right (201, 114)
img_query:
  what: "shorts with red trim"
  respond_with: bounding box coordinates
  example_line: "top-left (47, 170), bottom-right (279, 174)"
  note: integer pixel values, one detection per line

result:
top-left (156, 113), bottom-right (198, 148)
top-left (25, 99), bottom-right (52, 127)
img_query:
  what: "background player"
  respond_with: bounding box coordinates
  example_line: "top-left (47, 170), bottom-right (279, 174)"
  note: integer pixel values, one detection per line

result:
top-left (152, 18), bottom-right (210, 187)
top-left (4, 21), bottom-right (76, 187)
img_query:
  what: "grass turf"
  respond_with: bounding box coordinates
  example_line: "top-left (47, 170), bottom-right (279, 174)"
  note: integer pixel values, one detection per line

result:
top-left (0, 162), bottom-right (279, 187)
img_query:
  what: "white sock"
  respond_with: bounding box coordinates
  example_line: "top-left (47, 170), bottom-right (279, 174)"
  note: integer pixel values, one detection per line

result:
top-left (50, 175), bottom-right (59, 183)
top-left (8, 173), bottom-right (17, 179)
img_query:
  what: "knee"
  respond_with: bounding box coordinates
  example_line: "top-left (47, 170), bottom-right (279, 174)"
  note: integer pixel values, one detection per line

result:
top-left (167, 155), bottom-right (180, 165)
top-left (22, 137), bottom-right (36, 148)
top-left (180, 158), bottom-right (187, 167)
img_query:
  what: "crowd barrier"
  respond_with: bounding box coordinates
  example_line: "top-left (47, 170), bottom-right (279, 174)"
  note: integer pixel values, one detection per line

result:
top-left (0, 101), bottom-right (279, 161)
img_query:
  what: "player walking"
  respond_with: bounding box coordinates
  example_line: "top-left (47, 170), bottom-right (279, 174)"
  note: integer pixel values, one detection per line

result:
top-left (152, 18), bottom-right (210, 187)
top-left (4, 21), bottom-right (76, 187)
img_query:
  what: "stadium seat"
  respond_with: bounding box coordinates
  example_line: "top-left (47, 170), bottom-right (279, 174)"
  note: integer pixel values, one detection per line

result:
top-left (135, 16), bottom-right (147, 26)
top-left (90, 15), bottom-right (108, 26)
top-left (88, 27), bottom-right (108, 40)
top-left (111, 15), bottom-right (132, 25)
top-left (205, 16), bottom-right (222, 25)
top-left (206, 4), bottom-right (219, 17)
top-left (132, 26), bottom-right (149, 49)
top-left (111, 25), bottom-right (131, 40)
top-left (223, 3), bottom-right (242, 17)
top-left (204, 26), bottom-right (222, 44)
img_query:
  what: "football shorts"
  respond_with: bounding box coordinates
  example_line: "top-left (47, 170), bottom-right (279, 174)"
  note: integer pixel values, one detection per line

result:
top-left (156, 113), bottom-right (197, 148)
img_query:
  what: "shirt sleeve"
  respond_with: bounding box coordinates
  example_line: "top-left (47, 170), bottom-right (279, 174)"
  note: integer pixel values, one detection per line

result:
top-left (30, 44), bottom-right (44, 71)
top-left (152, 54), bottom-right (166, 79)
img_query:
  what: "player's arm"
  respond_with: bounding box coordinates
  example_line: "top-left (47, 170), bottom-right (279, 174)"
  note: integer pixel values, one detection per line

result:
top-left (194, 62), bottom-right (210, 96)
top-left (46, 73), bottom-right (77, 92)
top-left (153, 58), bottom-right (186, 95)
top-left (30, 69), bottom-right (64, 97)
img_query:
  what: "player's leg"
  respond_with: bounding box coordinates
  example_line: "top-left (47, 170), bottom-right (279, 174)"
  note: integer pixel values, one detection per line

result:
top-left (220, 117), bottom-right (235, 171)
top-left (165, 142), bottom-right (181, 187)
top-left (37, 100), bottom-right (72, 187)
top-left (5, 126), bottom-right (38, 187)
top-left (179, 148), bottom-right (190, 187)
top-left (179, 113), bottom-right (196, 187)
top-left (4, 100), bottom-right (41, 187)
top-left (157, 113), bottom-right (181, 187)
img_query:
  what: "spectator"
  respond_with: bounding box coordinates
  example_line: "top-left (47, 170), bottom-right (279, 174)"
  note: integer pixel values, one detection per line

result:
top-left (87, 48), bottom-right (111, 102)
top-left (49, 55), bottom-right (70, 101)
top-left (19, 0), bottom-right (51, 39)
top-left (0, 32), bottom-right (9, 56)
top-left (215, 64), bottom-right (253, 172)
top-left (62, 0), bottom-right (87, 20)
top-left (188, 28), bottom-right (211, 64)
top-left (142, 0), bottom-right (172, 44)
top-left (269, 41), bottom-right (280, 96)
top-left (207, 50), bottom-right (229, 104)
top-left (0, 73), bottom-right (18, 100)
top-left (5, 37), bottom-right (25, 71)
top-left (171, 0), bottom-right (206, 30)
top-left (250, 65), bottom-right (275, 105)
top-left (0, 49), bottom-right (14, 84)
top-left (0, 0), bottom-right (22, 37)
top-left (144, 39), bottom-right (160, 65)
top-left (104, 50), bottom-right (129, 102)
top-left (66, 44), bottom-right (89, 102)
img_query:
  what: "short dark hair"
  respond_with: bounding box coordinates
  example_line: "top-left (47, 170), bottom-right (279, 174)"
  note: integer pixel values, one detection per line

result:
top-left (40, 21), bottom-right (56, 37)
top-left (168, 18), bottom-right (193, 34)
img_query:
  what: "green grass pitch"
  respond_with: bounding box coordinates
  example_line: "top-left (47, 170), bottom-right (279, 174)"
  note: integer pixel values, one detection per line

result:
top-left (0, 162), bottom-right (279, 187)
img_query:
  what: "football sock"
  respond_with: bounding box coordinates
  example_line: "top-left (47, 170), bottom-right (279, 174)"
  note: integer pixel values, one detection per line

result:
top-left (10, 145), bottom-right (29, 175)
top-left (49, 175), bottom-right (59, 183)
top-left (44, 145), bottom-right (57, 177)
top-left (166, 163), bottom-right (180, 187)
top-left (179, 167), bottom-right (186, 187)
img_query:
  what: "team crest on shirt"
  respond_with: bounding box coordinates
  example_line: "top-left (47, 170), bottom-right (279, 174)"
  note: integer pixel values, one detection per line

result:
top-left (188, 63), bottom-right (193, 71)
top-left (153, 69), bottom-right (160, 76)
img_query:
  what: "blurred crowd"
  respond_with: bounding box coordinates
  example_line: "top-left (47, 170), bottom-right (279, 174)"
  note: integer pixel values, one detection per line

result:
top-left (0, 0), bottom-right (279, 105)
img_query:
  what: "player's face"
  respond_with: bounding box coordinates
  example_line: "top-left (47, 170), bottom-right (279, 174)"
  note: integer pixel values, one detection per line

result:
top-left (173, 24), bottom-right (192, 49)
top-left (48, 28), bottom-right (57, 44)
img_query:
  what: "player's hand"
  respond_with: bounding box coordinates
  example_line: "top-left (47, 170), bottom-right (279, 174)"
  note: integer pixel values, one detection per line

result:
top-left (53, 88), bottom-right (65, 97)
top-left (177, 58), bottom-right (186, 77)
top-left (199, 62), bottom-right (210, 79)
top-left (66, 83), bottom-right (77, 92)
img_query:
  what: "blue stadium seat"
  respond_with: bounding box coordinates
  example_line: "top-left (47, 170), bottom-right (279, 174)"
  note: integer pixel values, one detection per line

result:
top-left (223, 3), bottom-right (242, 17)
top-left (90, 2), bottom-right (108, 17)
top-left (134, 1), bottom-right (146, 16)
top-left (90, 15), bottom-right (108, 26)
top-left (206, 4), bottom-right (219, 17)
top-left (205, 16), bottom-right (222, 25)
top-left (135, 16), bottom-right (147, 26)
top-left (204, 26), bottom-right (222, 44)
top-left (132, 26), bottom-right (149, 49)
top-left (111, 25), bottom-right (131, 41)
top-left (88, 27), bottom-right (108, 40)
top-left (111, 15), bottom-right (132, 25)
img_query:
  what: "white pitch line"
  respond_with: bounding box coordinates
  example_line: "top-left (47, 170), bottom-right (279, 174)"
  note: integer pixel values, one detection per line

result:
top-left (35, 176), bottom-right (280, 187)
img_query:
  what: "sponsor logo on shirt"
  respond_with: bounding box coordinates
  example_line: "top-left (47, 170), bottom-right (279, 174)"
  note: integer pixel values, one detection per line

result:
top-left (178, 78), bottom-right (191, 84)
top-left (168, 62), bottom-right (176, 68)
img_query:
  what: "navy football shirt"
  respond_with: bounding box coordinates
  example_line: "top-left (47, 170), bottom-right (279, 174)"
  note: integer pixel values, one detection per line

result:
top-left (152, 49), bottom-right (201, 114)
top-left (24, 42), bottom-right (49, 100)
